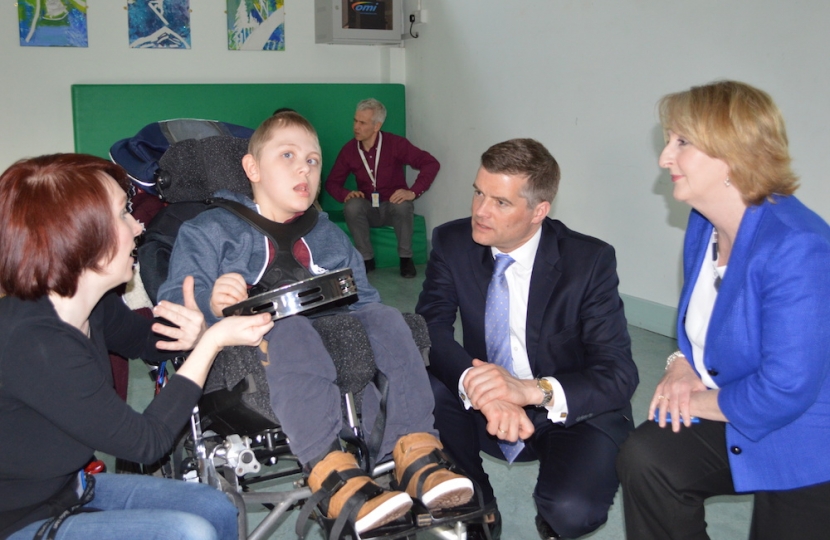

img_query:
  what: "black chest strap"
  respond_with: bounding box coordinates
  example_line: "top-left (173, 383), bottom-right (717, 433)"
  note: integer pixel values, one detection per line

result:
top-left (209, 198), bottom-right (319, 294)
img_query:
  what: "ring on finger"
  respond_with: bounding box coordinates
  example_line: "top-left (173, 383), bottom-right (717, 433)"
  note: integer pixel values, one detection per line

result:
top-left (498, 429), bottom-right (506, 434)
top-left (657, 395), bottom-right (668, 401)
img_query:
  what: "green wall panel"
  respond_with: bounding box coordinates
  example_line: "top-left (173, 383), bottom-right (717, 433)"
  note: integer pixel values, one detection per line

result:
top-left (71, 83), bottom-right (405, 212)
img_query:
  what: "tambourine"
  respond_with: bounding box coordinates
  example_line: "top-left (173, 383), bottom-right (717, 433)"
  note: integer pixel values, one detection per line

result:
top-left (222, 269), bottom-right (358, 321)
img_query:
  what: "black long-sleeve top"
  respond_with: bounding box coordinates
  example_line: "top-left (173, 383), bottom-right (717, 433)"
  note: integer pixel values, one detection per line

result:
top-left (0, 292), bottom-right (201, 532)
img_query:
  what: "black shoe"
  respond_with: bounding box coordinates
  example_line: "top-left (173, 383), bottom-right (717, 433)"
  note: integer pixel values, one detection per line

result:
top-left (535, 514), bottom-right (561, 539)
top-left (400, 257), bottom-right (416, 278)
top-left (467, 507), bottom-right (501, 540)
top-left (364, 258), bottom-right (375, 273)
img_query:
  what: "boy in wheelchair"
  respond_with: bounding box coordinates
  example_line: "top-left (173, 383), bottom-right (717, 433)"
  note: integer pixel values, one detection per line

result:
top-left (157, 111), bottom-right (473, 535)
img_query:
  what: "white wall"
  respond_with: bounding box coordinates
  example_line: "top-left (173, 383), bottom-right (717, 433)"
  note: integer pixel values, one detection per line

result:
top-left (0, 0), bottom-right (405, 171)
top-left (404, 0), bottom-right (830, 330)
top-left (4, 1), bottom-right (830, 333)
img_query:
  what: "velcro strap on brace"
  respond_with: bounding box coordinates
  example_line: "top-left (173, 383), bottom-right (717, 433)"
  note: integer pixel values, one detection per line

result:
top-left (295, 467), bottom-right (383, 540)
top-left (397, 448), bottom-right (453, 500)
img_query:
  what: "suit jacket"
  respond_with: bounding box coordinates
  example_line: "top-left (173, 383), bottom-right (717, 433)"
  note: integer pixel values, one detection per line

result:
top-left (416, 217), bottom-right (638, 445)
top-left (678, 195), bottom-right (830, 492)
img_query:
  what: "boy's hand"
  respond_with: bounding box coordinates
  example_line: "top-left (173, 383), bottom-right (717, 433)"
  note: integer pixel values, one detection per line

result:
top-left (210, 272), bottom-right (248, 317)
top-left (345, 190), bottom-right (365, 201)
top-left (153, 276), bottom-right (206, 351)
top-left (204, 313), bottom-right (274, 350)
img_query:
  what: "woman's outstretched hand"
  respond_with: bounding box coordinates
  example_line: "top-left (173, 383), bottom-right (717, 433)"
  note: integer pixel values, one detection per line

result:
top-left (167, 276), bottom-right (274, 388)
top-left (152, 276), bottom-right (207, 351)
top-left (202, 312), bottom-right (274, 350)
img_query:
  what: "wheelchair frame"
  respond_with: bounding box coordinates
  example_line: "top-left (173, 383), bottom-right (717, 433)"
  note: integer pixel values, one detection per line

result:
top-left (149, 365), bottom-right (493, 540)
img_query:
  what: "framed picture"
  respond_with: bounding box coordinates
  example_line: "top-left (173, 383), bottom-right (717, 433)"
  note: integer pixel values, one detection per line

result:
top-left (227, 0), bottom-right (285, 51)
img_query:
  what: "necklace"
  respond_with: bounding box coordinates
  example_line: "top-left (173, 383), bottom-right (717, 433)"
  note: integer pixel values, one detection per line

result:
top-left (712, 229), bottom-right (722, 291)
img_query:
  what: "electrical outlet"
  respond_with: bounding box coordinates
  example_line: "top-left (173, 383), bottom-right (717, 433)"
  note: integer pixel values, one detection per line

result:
top-left (410, 9), bottom-right (428, 24)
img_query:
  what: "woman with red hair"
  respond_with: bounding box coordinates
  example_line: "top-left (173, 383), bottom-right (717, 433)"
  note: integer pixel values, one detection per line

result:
top-left (0, 154), bottom-right (274, 540)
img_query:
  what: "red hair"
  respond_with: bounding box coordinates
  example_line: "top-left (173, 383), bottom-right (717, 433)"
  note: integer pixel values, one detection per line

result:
top-left (0, 154), bottom-right (130, 299)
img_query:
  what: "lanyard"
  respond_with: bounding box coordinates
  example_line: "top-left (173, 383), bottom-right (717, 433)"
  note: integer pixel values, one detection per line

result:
top-left (357, 131), bottom-right (383, 191)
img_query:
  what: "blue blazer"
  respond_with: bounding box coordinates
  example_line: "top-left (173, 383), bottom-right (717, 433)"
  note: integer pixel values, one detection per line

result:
top-left (417, 217), bottom-right (638, 446)
top-left (678, 195), bottom-right (830, 492)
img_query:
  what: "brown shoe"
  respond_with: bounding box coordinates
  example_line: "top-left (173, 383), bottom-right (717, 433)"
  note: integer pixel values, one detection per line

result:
top-left (308, 450), bottom-right (412, 533)
top-left (393, 433), bottom-right (474, 510)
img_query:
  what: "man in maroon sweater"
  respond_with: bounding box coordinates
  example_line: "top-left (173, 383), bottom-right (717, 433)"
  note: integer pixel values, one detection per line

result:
top-left (325, 98), bottom-right (439, 278)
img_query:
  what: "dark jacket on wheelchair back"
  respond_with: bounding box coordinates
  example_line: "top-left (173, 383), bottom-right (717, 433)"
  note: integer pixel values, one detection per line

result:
top-left (110, 119), bottom-right (253, 196)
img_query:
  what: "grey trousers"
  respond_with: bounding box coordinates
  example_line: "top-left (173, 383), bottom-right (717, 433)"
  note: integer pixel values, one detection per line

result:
top-left (262, 303), bottom-right (437, 465)
top-left (342, 198), bottom-right (414, 259)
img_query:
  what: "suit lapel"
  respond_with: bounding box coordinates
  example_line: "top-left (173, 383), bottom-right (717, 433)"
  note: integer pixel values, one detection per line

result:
top-left (677, 211), bottom-right (711, 352)
top-left (707, 203), bottom-right (766, 346)
top-left (526, 220), bottom-right (562, 369)
top-left (469, 241), bottom-right (494, 302)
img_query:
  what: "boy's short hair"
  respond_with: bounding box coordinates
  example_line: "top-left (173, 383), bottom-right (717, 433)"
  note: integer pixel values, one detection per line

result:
top-left (248, 111), bottom-right (318, 160)
top-left (0, 154), bottom-right (129, 300)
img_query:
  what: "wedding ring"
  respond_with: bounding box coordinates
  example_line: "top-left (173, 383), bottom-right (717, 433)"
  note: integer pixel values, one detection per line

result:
top-left (498, 429), bottom-right (506, 434)
top-left (657, 395), bottom-right (668, 400)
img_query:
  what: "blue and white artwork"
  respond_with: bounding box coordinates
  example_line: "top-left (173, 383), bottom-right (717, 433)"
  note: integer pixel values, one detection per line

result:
top-left (18, 0), bottom-right (88, 48)
top-left (129, 0), bottom-right (191, 49)
top-left (227, 0), bottom-right (285, 51)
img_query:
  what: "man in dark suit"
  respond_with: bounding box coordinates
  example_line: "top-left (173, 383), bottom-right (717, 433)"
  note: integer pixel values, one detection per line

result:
top-left (416, 139), bottom-right (638, 539)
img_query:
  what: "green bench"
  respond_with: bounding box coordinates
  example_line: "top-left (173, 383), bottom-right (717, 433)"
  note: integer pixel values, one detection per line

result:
top-left (71, 83), bottom-right (427, 267)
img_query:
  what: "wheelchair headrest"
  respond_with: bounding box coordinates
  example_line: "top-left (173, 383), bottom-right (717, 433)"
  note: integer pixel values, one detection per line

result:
top-left (157, 136), bottom-right (253, 203)
top-left (110, 119), bottom-right (254, 196)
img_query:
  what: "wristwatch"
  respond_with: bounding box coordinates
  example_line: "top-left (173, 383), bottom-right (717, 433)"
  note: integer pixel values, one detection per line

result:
top-left (536, 378), bottom-right (553, 408)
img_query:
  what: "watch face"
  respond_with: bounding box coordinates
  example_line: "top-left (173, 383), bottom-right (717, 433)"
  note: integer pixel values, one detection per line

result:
top-left (538, 378), bottom-right (553, 392)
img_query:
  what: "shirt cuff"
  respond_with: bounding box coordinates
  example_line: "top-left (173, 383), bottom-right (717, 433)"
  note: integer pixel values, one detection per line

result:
top-left (544, 377), bottom-right (568, 424)
top-left (458, 367), bottom-right (474, 409)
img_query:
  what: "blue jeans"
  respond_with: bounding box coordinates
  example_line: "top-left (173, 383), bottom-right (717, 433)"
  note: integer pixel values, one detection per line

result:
top-left (8, 474), bottom-right (237, 540)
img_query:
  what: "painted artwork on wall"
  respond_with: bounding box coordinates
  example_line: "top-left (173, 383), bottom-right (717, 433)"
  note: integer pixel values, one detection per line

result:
top-left (18, 0), bottom-right (88, 48)
top-left (227, 0), bottom-right (285, 51)
top-left (129, 0), bottom-right (191, 49)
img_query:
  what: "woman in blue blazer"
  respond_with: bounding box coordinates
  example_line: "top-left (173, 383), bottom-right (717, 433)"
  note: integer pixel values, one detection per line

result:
top-left (617, 81), bottom-right (830, 539)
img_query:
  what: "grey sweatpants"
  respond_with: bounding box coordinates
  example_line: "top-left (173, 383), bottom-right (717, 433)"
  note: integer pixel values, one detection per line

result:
top-left (262, 303), bottom-right (437, 465)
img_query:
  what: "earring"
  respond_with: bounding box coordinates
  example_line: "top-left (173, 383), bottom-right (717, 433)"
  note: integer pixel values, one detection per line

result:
top-left (724, 176), bottom-right (731, 187)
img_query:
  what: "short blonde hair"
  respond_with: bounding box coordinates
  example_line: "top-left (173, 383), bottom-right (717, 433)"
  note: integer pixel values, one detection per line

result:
top-left (248, 111), bottom-right (318, 160)
top-left (659, 80), bottom-right (798, 205)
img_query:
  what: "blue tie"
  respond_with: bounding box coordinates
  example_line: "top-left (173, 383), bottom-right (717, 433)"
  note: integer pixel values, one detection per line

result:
top-left (485, 253), bottom-right (525, 463)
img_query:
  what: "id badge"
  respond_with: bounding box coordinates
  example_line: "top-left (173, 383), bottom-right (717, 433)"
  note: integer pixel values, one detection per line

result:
top-left (371, 192), bottom-right (380, 208)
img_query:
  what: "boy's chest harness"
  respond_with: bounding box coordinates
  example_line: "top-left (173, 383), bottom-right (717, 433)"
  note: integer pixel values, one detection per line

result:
top-left (210, 199), bottom-right (358, 321)
top-left (209, 198), bottom-right (318, 294)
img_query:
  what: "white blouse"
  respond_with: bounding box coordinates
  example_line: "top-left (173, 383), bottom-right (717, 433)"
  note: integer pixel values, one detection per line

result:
top-left (685, 229), bottom-right (727, 390)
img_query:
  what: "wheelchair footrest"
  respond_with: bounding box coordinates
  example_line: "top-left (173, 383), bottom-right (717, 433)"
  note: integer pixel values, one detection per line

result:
top-left (314, 498), bottom-right (491, 540)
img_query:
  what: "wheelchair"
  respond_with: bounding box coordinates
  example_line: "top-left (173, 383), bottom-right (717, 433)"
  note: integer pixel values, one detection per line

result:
top-left (154, 311), bottom-right (492, 540)
top-left (118, 131), bottom-right (493, 540)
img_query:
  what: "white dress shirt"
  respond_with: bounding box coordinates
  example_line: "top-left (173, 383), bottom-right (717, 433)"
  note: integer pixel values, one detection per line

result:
top-left (459, 226), bottom-right (569, 423)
